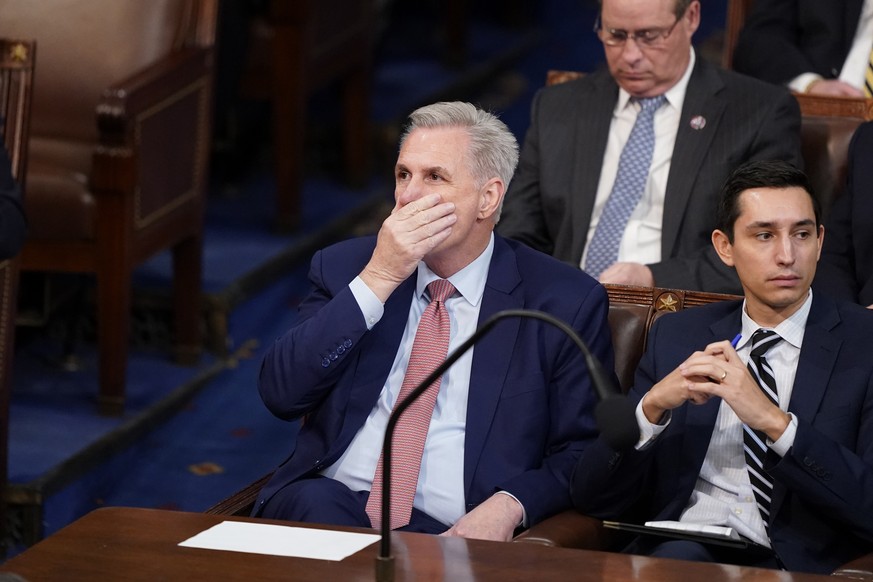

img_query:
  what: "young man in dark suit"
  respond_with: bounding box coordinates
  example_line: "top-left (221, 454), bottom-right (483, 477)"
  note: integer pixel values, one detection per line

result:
top-left (499, 0), bottom-right (802, 294)
top-left (254, 101), bottom-right (613, 541)
top-left (572, 160), bottom-right (873, 574)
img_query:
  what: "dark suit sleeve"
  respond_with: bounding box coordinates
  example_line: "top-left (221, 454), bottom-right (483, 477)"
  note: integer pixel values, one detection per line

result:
top-left (814, 122), bottom-right (869, 304)
top-left (258, 248), bottom-right (371, 421)
top-left (768, 373), bottom-right (873, 542)
top-left (648, 86), bottom-right (802, 294)
top-left (0, 144), bottom-right (26, 260)
top-left (497, 88), bottom-right (555, 255)
top-left (733, 0), bottom-right (823, 85)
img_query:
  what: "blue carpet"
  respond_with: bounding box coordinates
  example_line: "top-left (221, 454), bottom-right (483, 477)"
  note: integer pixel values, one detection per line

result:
top-left (39, 265), bottom-right (306, 536)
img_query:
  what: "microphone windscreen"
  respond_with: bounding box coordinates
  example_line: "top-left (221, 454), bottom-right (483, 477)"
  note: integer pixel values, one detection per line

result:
top-left (595, 396), bottom-right (639, 450)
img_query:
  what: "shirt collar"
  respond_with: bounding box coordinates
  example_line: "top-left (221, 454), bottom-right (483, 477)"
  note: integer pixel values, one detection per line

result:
top-left (739, 289), bottom-right (812, 350)
top-left (415, 233), bottom-right (494, 307)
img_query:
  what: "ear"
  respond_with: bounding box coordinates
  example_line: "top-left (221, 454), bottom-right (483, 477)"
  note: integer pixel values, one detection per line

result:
top-left (478, 177), bottom-right (505, 221)
top-left (816, 224), bottom-right (825, 261)
top-left (711, 229), bottom-right (735, 267)
top-left (685, 1), bottom-right (701, 35)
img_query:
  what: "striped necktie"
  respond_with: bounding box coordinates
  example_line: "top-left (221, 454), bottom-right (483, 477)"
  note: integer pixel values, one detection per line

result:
top-left (366, 279), bottom-right (455, 530)
top-left (584, 95), bottom-right (666, 278)
top-left (742, 328), bottom-right (781, 532)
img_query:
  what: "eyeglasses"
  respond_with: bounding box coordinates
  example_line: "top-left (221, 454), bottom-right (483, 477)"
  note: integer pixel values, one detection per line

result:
top-left (593, 13), bottom-right (683, 49)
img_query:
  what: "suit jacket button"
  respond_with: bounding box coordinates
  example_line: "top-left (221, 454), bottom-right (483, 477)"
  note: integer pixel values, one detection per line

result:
top-left (321, 357), bottom-right (331, 368)
top-left (330, 351), bottom-right (338, 361)
top-left (344, 339), bottom-right (353, 348)
top-left (337, 345), bottom-right (346, 355)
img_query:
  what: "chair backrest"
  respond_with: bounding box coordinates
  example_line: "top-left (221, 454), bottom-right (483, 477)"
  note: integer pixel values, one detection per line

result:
top-left (794, 94), bottom-right (873, 220)
top-left (722, 0), bottom-right (755, 69)
top-left (0, 37), bottom-right (35, 557)
top-left (546, 70), bottom-right (585, 87)
top-left (0, 0), bottom-right (215, 189)
top-left (604, 284), bottom-right (741, 392)
top-left (0, 39), bottom-right (34, 182)
top-left (2, 0), bottom-right (208, 143)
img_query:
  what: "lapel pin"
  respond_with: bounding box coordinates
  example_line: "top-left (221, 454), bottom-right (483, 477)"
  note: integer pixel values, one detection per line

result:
top-left (690, 115), bottom-right (706, 130)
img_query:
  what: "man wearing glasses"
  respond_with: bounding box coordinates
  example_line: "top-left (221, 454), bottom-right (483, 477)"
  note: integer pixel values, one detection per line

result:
top-left (499, 0), bottom-right (802, 295)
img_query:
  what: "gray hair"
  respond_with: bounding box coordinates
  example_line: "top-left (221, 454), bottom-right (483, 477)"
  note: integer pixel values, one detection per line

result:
top-left (400, 102), bottom-right (519, 214)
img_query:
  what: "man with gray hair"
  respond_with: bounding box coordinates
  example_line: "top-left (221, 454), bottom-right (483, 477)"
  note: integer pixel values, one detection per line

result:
top-left (252, 101), bottom-right (613, 540)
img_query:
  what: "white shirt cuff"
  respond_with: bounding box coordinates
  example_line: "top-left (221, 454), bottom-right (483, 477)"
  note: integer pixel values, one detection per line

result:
top-left (496, 490), bottom-right (528, 528)
top-left (349, 276), bottom-right (384, 329)
top-left (768, 412), bottom-right (797, 457)
top-left (634, 396), bottom-right (670, 450)
top-left (788, 72), bottom-right (823, 94)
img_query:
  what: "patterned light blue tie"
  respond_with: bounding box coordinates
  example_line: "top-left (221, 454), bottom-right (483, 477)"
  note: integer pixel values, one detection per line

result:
top-left (584, 95), bottom-right (666, 278)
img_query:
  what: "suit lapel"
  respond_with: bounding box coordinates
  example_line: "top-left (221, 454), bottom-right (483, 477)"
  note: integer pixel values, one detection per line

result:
top-left (663, 60), bottom-right (727, 257)
top-left (569, 72), bottom-right (619, 263)
top-left (787, 296), bottom-right (841, 421)
top-left (463, 236), bottom-right (523, 495)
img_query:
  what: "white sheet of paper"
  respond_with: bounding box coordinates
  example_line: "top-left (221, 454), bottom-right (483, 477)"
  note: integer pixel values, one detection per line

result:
top-left (178, 521), bottom-right (381, 561)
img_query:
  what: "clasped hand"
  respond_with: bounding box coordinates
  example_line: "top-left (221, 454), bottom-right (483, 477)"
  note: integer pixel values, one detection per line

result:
top-left (643, 340), bottom-right (790, 441)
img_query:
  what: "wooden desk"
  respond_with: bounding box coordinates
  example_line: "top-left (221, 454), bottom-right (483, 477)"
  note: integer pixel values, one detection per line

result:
top-left (0, 507), bottom-right (832, 581)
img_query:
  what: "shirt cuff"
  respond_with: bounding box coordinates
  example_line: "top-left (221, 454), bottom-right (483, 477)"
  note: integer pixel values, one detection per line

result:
top-left (788, 72), bottom-right (823, 94)
top-left (768, 412), bottom-right (797, 457)
top-left (349, 276), bottom-right (384, 330)
top-left (496, 490), bottom-right (528, 528)
top-left (634, 396), bottom-right (670, 450)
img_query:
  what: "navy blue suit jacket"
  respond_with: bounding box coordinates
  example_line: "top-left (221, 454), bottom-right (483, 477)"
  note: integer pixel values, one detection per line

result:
top-left (571, 294), bottom-right (873, 574)
top-left (815, 121), bottom-right (873, 306)
top-left (254, 234), bottom-right (614, 526)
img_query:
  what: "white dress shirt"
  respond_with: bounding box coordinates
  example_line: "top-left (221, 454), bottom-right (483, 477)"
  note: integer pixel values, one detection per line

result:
top-left (321, 235), bottom-right (494, 526)
top-left (580, 48), bottom-right (695, 270)
top-left (635, 291), bottom-right (813, 547)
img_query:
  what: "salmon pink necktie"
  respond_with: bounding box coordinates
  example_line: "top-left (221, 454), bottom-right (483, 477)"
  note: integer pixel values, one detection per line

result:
top-left (366, 279), bottom-right (455, 530)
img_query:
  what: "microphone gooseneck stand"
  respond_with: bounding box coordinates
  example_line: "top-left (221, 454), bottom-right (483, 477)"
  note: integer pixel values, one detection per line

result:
top-left (375, 308), bottom-right (639, 582)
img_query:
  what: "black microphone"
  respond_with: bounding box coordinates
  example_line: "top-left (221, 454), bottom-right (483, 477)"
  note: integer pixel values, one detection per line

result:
top-left (375, 308), bottom-right (638, 581)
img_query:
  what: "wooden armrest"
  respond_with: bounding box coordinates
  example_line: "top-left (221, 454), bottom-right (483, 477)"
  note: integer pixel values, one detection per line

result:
top-left (205, 472), bottom-right (273, 517)
top-left (91, 46), bottom-right (213, 202)
top-left (833, 551), bottom-right (873, 580)
top-left (97, 47), bottom-right (212, 137)
top-left (513, 510), bottom-right (610, 550)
